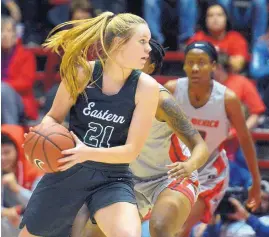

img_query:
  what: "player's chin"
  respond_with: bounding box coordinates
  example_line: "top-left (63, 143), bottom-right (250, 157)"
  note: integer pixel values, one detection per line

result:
top-left (136, 60), bottom-right (147, 70)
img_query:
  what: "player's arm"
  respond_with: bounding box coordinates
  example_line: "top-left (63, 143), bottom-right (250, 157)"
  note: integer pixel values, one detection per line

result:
top-left (225, 89), bottom-right (261, 210)
top-left (163, 79), bottom-right (177, 94)
top-left (43, 82), bottom-right (74, 124)
top-left (157, 91), bottom-right (209, 171)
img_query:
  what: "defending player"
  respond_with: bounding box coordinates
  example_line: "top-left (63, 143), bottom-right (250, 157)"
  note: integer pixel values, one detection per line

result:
top-left (164, 41), bottom-right (261, 236)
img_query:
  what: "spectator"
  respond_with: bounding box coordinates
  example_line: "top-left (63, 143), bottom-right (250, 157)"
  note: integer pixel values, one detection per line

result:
top-left (1, 0), bottom-right (21, 22)
top-left (1, 16), bottom-right (38, 124)
top-left (70, 0), bottom-right (94, 20)
top-left (214, 53), bottom-right (266, 133)
top-left (1, 124), bottom-right (43, 236)
top-left (48, 0), bottom-right (95, 27)
top-left (214, 53), bottom-right (266, 169)
top-left (218, 0), bottom-right (268, 45)
top-left (144, 0), bottom-right (198, 47)
top-left (20, 0), bottom-right (52, 46)
top-left (188, 3), bottom-right (249, 72)
top-left (91, 0), bottom-right (127, 15)
top-left (223, 186), bottom-right (269, 237)
top-left (249, 31), bottom-right (269, 104)
top-left (191, 181), bottom-right (269, 237)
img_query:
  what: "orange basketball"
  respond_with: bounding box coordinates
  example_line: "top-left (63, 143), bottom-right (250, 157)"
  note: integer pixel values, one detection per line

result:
top-left (24, 123), bottom-right (76, 173)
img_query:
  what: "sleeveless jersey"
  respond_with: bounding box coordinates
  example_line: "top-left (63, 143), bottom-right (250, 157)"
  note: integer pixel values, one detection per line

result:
top-left (173, 78), bottom-right (230, 170)
top-left (130, 85), bottom-right (198, 183)
top-left (69, 61), bottom-right (141, 165)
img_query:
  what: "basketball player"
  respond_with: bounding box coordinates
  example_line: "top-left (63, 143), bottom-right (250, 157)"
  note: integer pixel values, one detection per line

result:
top-left (78, 39), bottom-right (209, 237)
top-left (164, 41), bottom-right (262, 236)
top-left (19, 12), bottom-right (160, 237)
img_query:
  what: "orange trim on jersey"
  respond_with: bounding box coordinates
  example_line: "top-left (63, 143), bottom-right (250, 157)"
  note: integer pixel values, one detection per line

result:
top-left (199, 180), bottom-right (225, 223)
top-left (141, 178), bottom-right (199, 222)
top-left (168, 178), bottom-right (199, 207)
top-left (169, 134), bottom-right (188, 163)
top-left (213, 155), bottom-right (226, 175)
top-left (142, 209), bottom-right (152, 222)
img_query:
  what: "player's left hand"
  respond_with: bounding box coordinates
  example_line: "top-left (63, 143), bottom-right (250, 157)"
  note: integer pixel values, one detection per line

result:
top-left (246, 183), bottom-right (261, 212)
top-left (58, 132), bottom-right (88, 171)
top-left (166, 161), bottom-right (193, 180)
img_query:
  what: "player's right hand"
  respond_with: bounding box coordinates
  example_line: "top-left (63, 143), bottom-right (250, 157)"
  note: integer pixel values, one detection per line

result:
top-left (22, 127), bottom-right (34, 148)
top-left (166, 162), bottom-right (193, 180)
top-left (246, 183), bottom-right (261, 212)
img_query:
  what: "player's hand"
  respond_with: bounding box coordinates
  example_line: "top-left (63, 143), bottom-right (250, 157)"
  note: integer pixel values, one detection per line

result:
top-left (166, 161), bottom-right (193, 180)
top-left (246, 183), bottom-right (261, 212)
top-left (228, 197), bottom-right (250, 221)
top-left (22, 127), bottom-right (34, 148)
top-left (59, 132), bottom-right (88, 171)
top-left (2, 207), bottom-right (21, 227)
top-left (2, 173), bottom-right (20, 193)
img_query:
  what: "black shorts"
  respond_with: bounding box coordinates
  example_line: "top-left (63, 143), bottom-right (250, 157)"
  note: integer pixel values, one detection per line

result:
top-left (20, 161), bottom-right (136, 237)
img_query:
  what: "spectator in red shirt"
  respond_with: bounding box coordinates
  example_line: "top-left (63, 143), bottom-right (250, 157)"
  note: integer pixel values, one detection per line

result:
top-left (214, 53), bottom-right (266, 131)
top-left (1, 16), bottom-right (38, 124)
top-left (1, 124), bottom-right (43, 235)
top-left (214, 53), bottom-right (266, 169)
top-left (188, 3), bottom-right (249, 73)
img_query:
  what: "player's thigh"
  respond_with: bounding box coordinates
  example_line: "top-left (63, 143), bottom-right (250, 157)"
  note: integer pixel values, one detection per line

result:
top-left (150, 188), bottom-right (192, 232)
top-left (95, 202), bottom-right (141, 237)
top-left (83, 219), bottom-right (106, 237)
top-left (87, 180), bottom-right (141, 237)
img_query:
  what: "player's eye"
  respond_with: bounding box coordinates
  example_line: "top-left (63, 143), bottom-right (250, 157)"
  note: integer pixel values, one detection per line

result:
top-left (139, 39), bottom-right (146, 44)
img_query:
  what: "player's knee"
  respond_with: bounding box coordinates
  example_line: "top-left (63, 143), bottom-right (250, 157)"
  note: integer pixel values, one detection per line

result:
top-left (149, 218), bottom-right (171, 237)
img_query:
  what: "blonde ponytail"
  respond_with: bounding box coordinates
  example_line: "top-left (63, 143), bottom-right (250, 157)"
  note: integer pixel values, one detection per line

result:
top-left (43, 12), bottom-right (146, 101)
top-left (43, 12), bottom-right (114, 101)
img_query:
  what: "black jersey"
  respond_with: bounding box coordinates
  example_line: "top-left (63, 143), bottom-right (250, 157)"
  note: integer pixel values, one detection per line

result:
top-left (69, 61), bottom-right (141, 152)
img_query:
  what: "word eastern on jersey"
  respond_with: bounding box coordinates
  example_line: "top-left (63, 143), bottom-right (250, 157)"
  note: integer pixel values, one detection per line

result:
top-left (83, 102), bottom-right (126, 124)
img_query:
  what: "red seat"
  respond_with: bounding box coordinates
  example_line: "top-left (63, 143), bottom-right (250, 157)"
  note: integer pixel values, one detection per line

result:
top-left (28, 47), bottom-right (60, 91)
top-left (49, 0), bottom-right (70, 5)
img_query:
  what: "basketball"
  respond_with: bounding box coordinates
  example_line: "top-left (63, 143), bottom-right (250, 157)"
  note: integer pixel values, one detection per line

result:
top-left (24, 123), bottom-right (76, 173)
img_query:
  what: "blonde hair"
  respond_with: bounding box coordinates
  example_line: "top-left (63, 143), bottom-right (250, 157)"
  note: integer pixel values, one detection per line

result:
top-left (43, 12), bottom-right (146, 101)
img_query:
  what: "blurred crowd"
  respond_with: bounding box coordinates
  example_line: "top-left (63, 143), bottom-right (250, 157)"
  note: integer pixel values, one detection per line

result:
top-left (1, 0), bottom-right (269, 236)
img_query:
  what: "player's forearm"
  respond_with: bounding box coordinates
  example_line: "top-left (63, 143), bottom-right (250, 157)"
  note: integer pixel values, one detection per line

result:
top-left (85, 144), bottom-right (137, 164)
top-left (239, 135), bottom-right (261, 183)
top-left (186, 142), bottom-right (209, 171)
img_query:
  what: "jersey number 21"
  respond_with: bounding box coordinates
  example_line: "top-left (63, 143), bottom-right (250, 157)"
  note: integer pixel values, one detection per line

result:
top-left (84, 122), bottom-right (114, 148)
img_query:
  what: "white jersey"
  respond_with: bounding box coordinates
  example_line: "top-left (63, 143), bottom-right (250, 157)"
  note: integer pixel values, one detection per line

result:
top-left (130, 85), bottom-right (198, 183)
top-left (174, 78), bottom-right (230, 171)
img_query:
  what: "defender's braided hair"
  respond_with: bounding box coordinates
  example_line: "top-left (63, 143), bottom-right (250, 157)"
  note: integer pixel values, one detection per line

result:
top-left (149, 39), bottom-right (166, 75)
